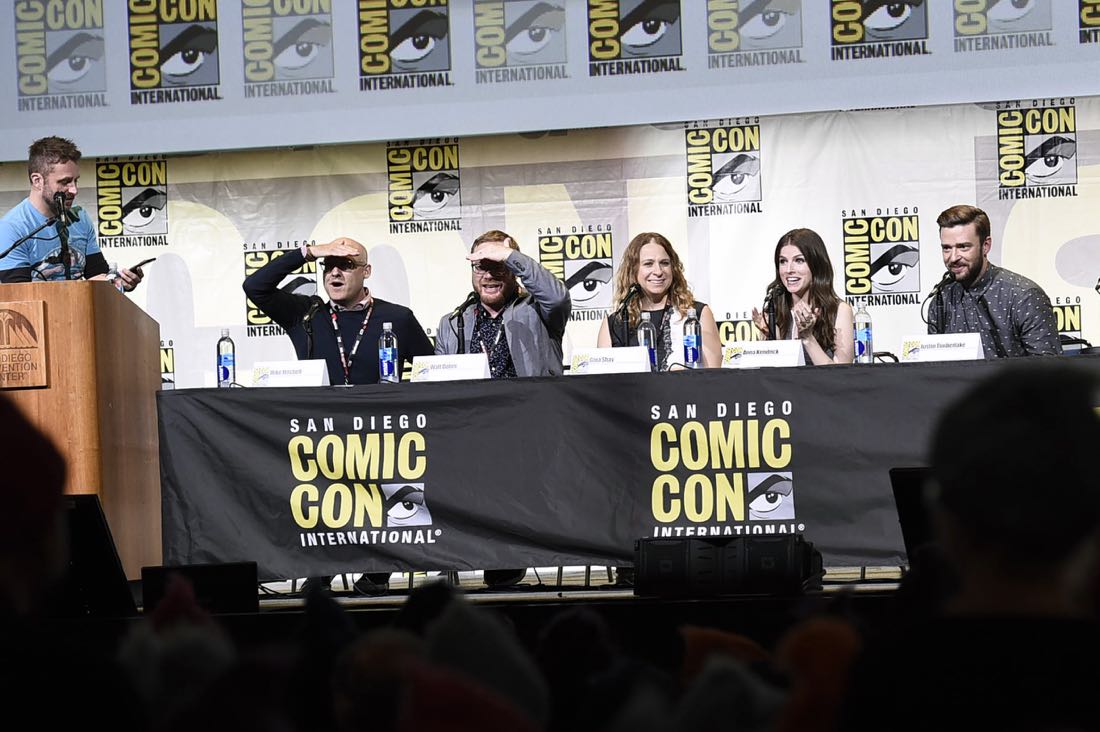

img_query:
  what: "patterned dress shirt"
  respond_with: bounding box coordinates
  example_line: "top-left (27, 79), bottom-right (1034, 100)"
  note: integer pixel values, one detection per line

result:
top-left (470, 303), bottom-right (518, 378)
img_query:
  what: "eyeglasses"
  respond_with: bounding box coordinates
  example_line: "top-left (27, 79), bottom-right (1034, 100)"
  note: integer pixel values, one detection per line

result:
top-left (471, 261), bottom-right (508, 275)
top-left (322, 258), bottom-right (360, 272)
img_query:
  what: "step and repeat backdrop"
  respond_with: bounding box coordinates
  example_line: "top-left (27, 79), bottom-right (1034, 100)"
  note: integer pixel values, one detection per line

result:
top-left (0, 1), bottom-right (1097, 388)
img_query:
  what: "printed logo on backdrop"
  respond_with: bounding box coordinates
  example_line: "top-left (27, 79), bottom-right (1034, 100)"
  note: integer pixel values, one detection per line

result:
top-left (707, 0), bottom-right (804, 69)
top-left (954, 0), bottom-right (1053, 52)
top-left (13, 0), bottom-right (108, 112)
top-left (160, 340), bottom-right (175, 390)
top-left (1083, 0), bottom-right (1100, 43)
top-left (685, 119), bottom-right (763, 217)
top-left (717, 314), bottom-right (765, 345)
top-left (830, 0), bottom-right (930, 60)
top-left (841, 208), bottom-right (921, 307)
top-left (994, 99), bottom-right (1077, 200)
top-left (358, 0), bottom-right (454, 91)
top-left (386, 139), bottom-right (462, 234)
top-left (587, 0), bottom-right (685, 77)
top-left (647, 400), bottom-right (805, 538)
top-left (1053, 297), bottom-right (1083, 342)
top-left (244, 244), bottom-right (319, 338)
top-left (128, 0), bottom-right (221, 105)
top-left (95, 158), bottom-right (170, 248)
top-left (242, 0), bottom-right (335, 98)
top-left (538, 226), bottom-right (614, 321)
top-left (288, 414), bottom-right (442, 550)
top-left (473, 0), bottom-right (568, 84)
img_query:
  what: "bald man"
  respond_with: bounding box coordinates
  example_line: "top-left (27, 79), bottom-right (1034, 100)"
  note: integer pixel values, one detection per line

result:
top-left (244, 237), bottom-right (433, 386)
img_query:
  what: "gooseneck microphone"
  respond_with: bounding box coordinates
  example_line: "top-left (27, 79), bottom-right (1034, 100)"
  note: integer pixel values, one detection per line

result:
top-left (617, 283), bottom-right (642, 346)
top-left (763, 282), bottom-right (781, 340)
top-left (450, 291), bottom-right (479, 319)
top-left (451, 291), bottom-right (478, 354)
top-left (926, 270), bottom-right (955, 300)
top-left (53, 192), bottom-right (73, 280)
top-left (925, 271), bottom-right (955, 333)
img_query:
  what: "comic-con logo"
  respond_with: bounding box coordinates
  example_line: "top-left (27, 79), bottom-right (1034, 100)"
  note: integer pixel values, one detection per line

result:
top-left (842, 210), bottom-right (921, 306)
top-left (358, 0), bottom-right (453, 91)
top-left (13, 0), bottom-right (108, 110)
top-left (242, 0), bottom-right (334, 97)
top-left (160, 340), bottom-right (175, 390)
top-left (685, 122), bottom-right (763, 217)
top-left (1083, 0), bottom-right (1100, 43)
top-left (995, 101), bottom-right (1077, 200)
top-left (473, 0), bottom-right (568, 83)
top-left (538, 227), bottom-right (614, 317)
top-left (648, 402), bottom-right (804, 536)
top-left (96, 159), bottom-right (170, 247)
top-left (1053, 297), bottom-right (1083, 341)
top-left (830, 0), bottom-right (930, 60)
top-left (707, 0), bottom-right (804, 69)
top-left (954, 0), bottom-right (1053, 51)
top-left (244, 246), bottom-right (318, 338)
top-left (717, 317), bottom-right (765, 345)
top-left (127, 0), bottom-right (221, 104)
top-left (587, 0), bottom-right (684, 76)
top-left (386, 140), bottom-right (462, 234)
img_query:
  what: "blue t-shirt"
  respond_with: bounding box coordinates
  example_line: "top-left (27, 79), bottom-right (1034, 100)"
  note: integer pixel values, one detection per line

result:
top-left (0, 197), bottom-right (101, 281)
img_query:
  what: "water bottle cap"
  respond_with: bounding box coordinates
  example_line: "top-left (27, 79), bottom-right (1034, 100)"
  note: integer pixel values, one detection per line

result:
top-left (220, 328), bottom-right (229, 337)
top-left (383, 322), bottom-right (393, 329)
top-left (687, 307), bottom-right (697, 317)
top-left (641, 312), bottom-right (650, 321)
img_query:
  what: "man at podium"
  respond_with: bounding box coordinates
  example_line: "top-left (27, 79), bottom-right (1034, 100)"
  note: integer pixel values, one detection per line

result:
top-left (0, 137), bottom-right (144, 289)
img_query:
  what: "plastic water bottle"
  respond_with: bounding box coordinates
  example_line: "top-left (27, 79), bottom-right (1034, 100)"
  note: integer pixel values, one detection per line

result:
top-left (854, 302), bottom-right (873, 364)
top-left (637, 312), bottom-right (658, 372)
top-left (683, 306), bottom-right (701, 368)
top-left (217, 328), bottom-right (235, 387)
top-left (106, 263), bottom-right (125, 293)
top-left (378, 321), bottom-right (399, 383)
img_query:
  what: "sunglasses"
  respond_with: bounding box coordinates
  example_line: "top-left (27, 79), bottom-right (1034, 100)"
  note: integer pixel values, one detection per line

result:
top-left (322, 258), bottom-right (361, 272)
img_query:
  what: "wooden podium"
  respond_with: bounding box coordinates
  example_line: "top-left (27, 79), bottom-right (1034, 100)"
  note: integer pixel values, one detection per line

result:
top-left (0, 280), bottom-right (161, 579)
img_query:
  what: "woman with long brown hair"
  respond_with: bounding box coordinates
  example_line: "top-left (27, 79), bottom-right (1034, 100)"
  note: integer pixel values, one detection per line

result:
top-left (751, 228), bottom-right (854, 365)
top-left (597, 232), bottom-right (721, 369)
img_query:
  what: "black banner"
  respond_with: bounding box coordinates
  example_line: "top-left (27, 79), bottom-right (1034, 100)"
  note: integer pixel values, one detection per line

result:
top-left (159, 358), bottom-right (1097, 580)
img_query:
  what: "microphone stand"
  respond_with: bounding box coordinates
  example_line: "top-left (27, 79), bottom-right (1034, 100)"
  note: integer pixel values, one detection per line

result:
top-left (765, 286), bottom-right (777, 340)
top-left (53, 193), bottom-right (72, 280)
top-left (0, 215), bottom-right (61, 263)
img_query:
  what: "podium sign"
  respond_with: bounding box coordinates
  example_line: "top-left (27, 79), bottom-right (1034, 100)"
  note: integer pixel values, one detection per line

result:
top-left (0, 299), bottom-right (48, 389)
top-left (722, 340), bottom-right (806, 369)
top-left (900, 333), bottom-right (984, 362)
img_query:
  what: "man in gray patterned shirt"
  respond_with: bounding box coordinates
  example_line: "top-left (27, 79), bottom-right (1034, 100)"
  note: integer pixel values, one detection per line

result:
top-left (928, 205), bottom-right (1061, 358)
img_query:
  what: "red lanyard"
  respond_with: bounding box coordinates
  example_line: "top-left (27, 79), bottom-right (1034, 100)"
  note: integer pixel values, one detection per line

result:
top-left (329, 300), bottom-right (373, 385)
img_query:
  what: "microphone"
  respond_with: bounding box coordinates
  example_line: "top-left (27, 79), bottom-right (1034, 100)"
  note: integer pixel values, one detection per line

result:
top-left (618, 282), bottom-right (641, 310)
top-left (763, 281), bottom-right (783, 304)
top-left (302, 295), bottom-right (325, 324)
top-left (926, 271), bottom-right (955, 300)
top-left (450, 291), bottom-right (479, 319)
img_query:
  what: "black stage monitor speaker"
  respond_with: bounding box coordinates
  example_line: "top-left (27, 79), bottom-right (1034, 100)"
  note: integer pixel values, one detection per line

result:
top-left (141, 561), bottom-right (259, 615)
top-left (44, 494), bottom-right (138, 618)
top-left (634, 535), bottom-right (823, 597)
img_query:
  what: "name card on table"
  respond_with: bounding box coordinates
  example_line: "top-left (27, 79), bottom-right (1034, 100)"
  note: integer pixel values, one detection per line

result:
top-left (722, 340), bottom-right (806, 369)
top-left (410, 353), bottom-right (491, 382)
top-left (568, 346), bottom-right (650, 375)
top-left (900, 333), bottom-right (984, 362)
top-left (252, 360), bottom-right (330, 387)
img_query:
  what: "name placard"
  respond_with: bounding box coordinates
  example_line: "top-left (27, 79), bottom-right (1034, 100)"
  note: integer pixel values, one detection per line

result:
top-left (568, 346), bottom-right (650, 375)
top-left (252, 360), bottom-right (331, 387)
top-left (0, 299), bottom-right (47, 389)
top-left (410, 353), bottom-right (491, 382)
top-left (722, 340), bottom-right (806, 369)
top-left (900, 333), bottom-right (984, 362)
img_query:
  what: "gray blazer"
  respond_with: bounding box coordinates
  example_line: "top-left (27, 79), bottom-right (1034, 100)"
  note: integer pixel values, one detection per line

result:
top-left (435, 251), bottom-right (571, 377)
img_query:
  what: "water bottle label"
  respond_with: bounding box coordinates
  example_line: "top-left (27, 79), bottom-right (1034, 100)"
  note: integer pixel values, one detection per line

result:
top-left (856, 327), bottom-right (872, 358)
top-left (379, 347), bottom-right (396, 377)
top-left (218, 354), bottom-right (233, 383)
top-left (683, 334), bottom-right (699, 365)
top-left (647, 347), bottom-right (657, 369)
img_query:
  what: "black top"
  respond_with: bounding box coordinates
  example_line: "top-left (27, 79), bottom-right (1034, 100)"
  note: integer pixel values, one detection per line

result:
top-left (608, 300), bottom-right (705, 371)
top-left (243, 248), bottom-right (433, 385)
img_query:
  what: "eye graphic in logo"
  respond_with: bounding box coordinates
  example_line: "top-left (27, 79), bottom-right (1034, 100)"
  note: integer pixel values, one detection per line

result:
top-left (1023, 135), bottom-right (1076, 185)
top-left (748, 472), bottom-right (795, 521)
top-left (862, 0), bottom-right (926, 41)
top-left (564, 260), bottom-right (613, 308)
top-left (712, 153), bottom-right (761, 203)
top-left (0, 309), bottom-right (38, 347)
top-left (121, 188), bottom-right (167, 235)
top-left (382, 483), bottom-right (433, 527)
top-left (620, 0), bottom-right (681, 58)
top-left (273, 17), bottom-right (332, 79)
top-left (870, 243), bottom-right (920, 293)
top-left (391, 10), bottom-right (450, 72)
top-left (506, 2), bottom-right (566, 64)
top-left (159, 23), bottom-right (219, 87)
top-left (46, 32), bottom-right (106, 94)
top-left (987, 0), bottom-right (1048, 33)
top-left (412, 172), bottom-right (461, 218)
top-left (741, 0), bottom-right (802, 50)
